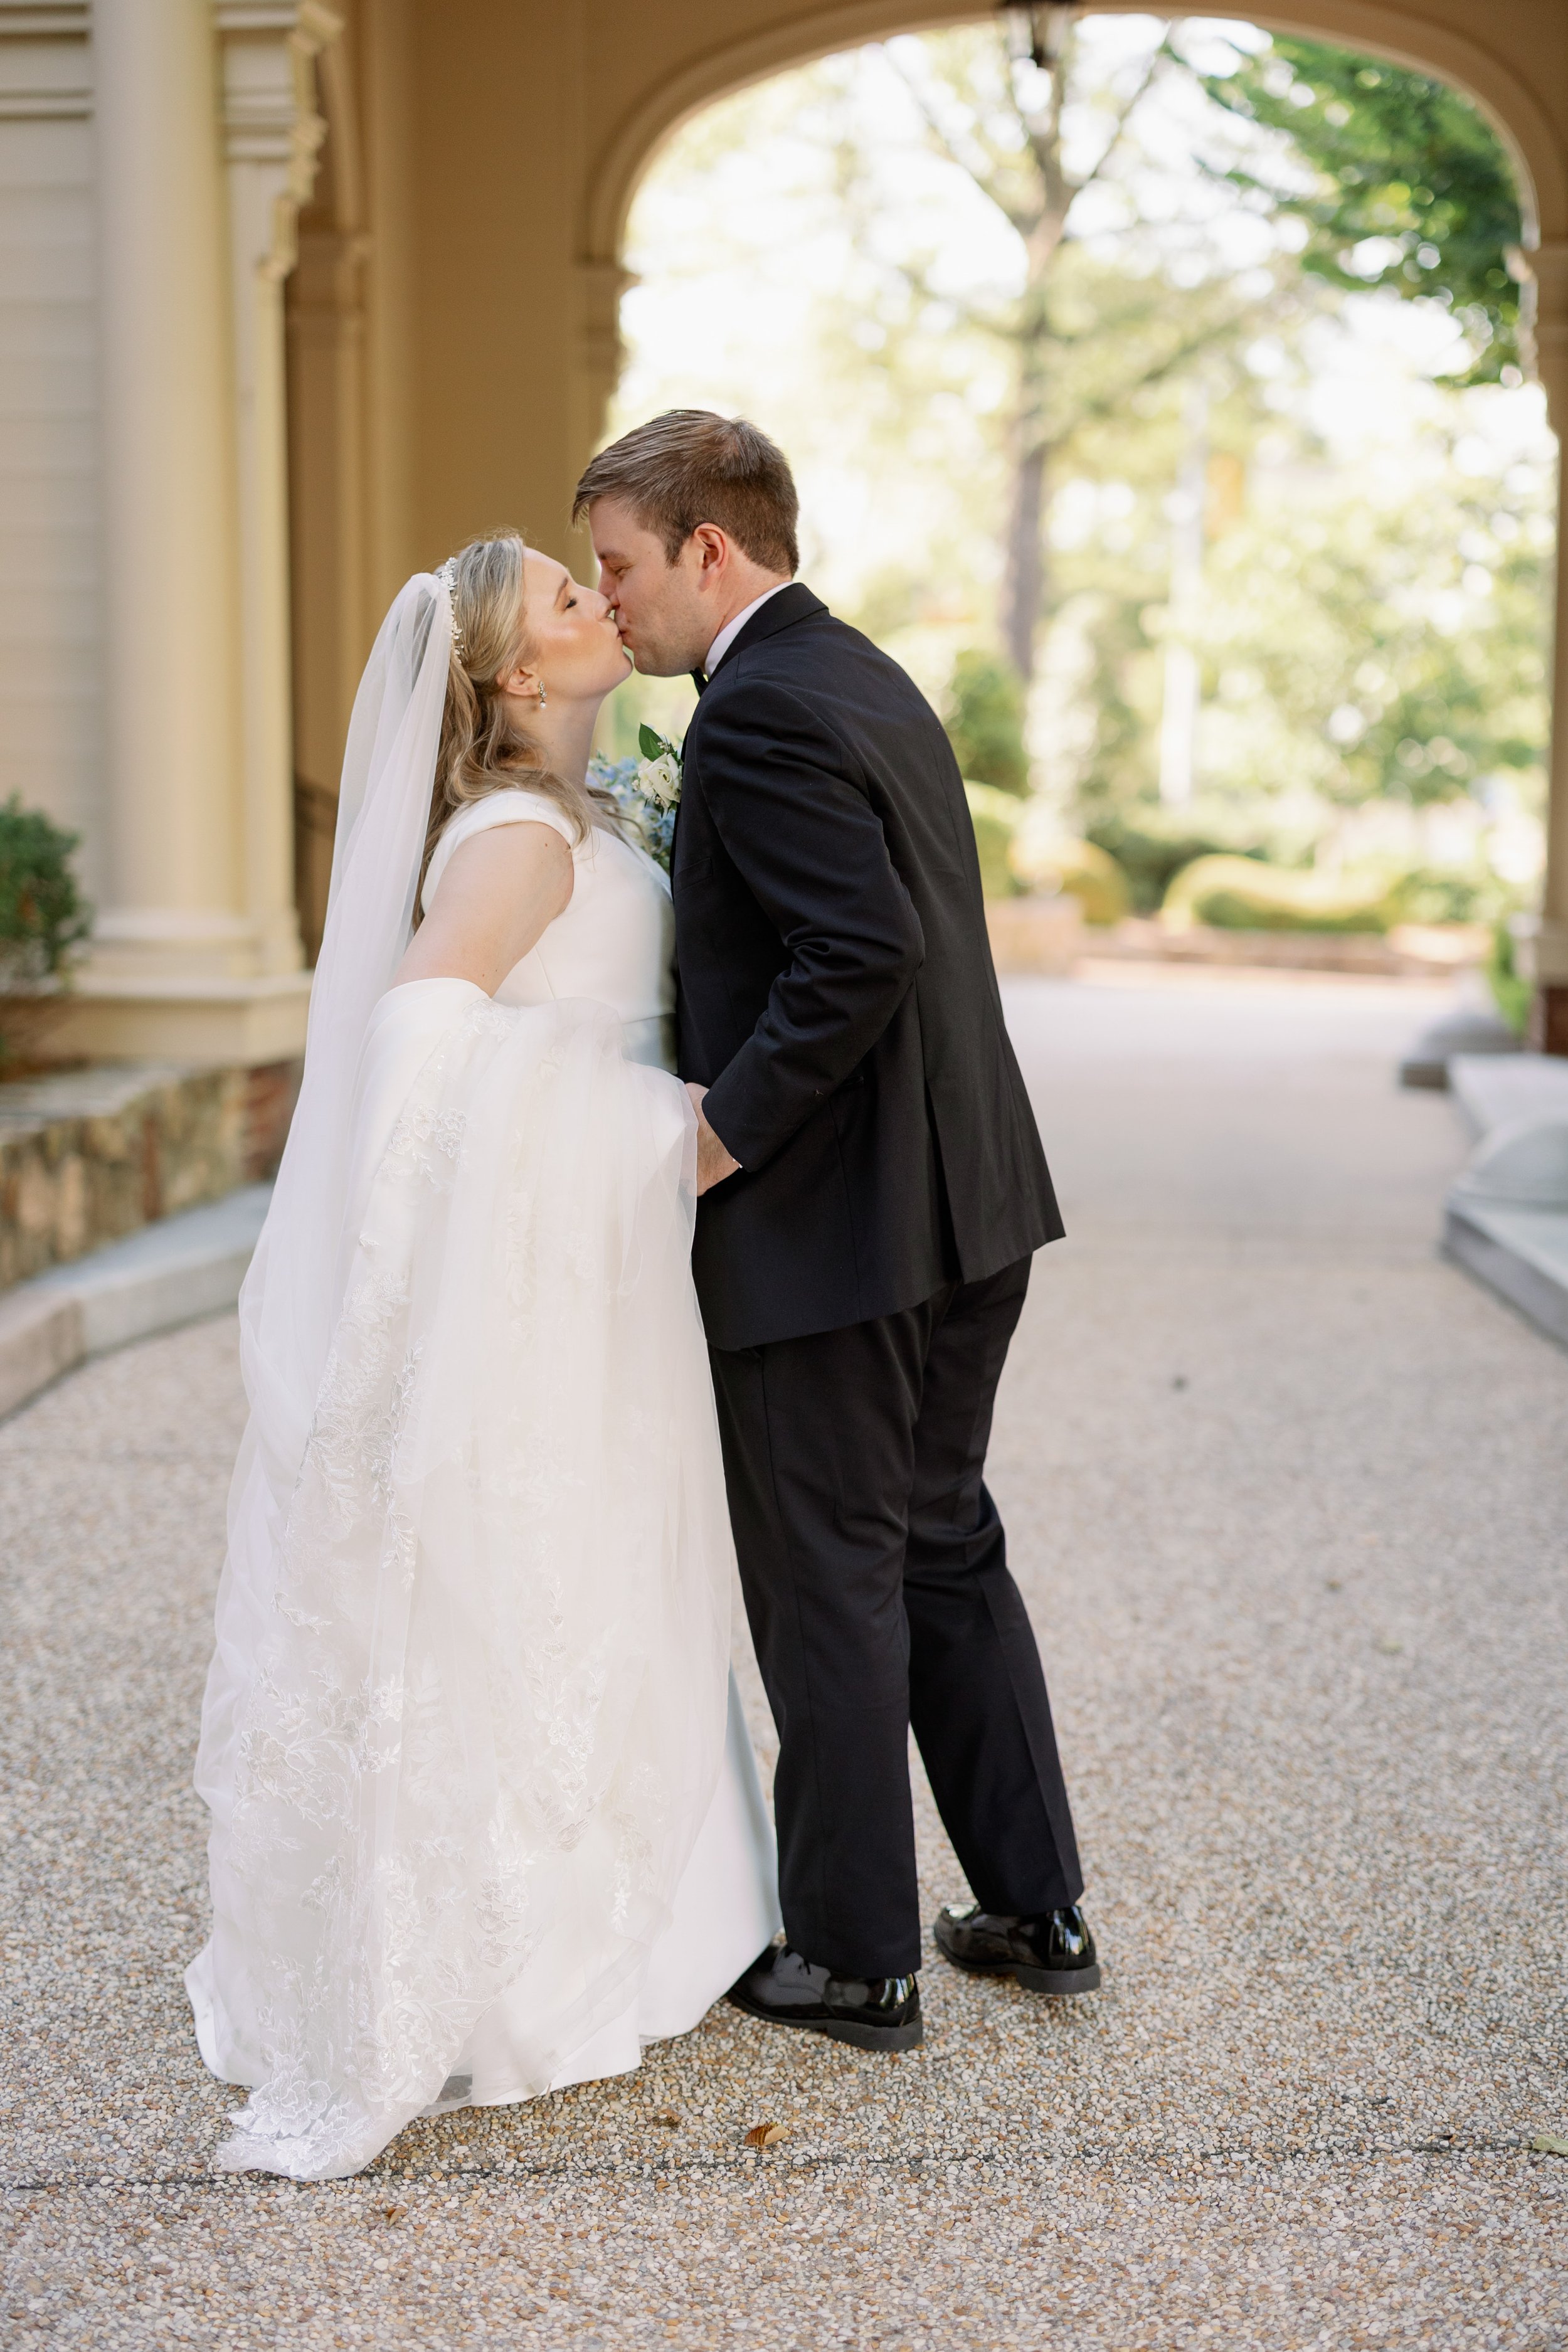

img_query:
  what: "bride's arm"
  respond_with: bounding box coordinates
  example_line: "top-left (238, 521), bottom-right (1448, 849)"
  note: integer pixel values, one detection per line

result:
top-left (393, 823), bottom-right (573, 995)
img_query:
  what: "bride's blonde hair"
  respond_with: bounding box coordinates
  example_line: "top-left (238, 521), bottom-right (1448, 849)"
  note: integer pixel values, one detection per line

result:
top-left (416, 529), bottom-right (603, 918)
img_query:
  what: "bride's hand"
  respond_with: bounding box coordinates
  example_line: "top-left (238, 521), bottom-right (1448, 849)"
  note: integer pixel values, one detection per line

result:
top-left (685, 1083), bottom-right (741, 1194)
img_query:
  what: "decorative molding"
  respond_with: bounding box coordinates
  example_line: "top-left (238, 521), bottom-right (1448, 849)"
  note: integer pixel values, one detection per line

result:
top-left (575, 256), bottom-right (635, 408)
top-left (0, 0), bottom-right (88, 122)
top-left (215, 0), bottom-right (343, 282)
top-left (1518, 240), bottom-right (1568, 432)
top-left (213, 1), bottom-right (346, 982)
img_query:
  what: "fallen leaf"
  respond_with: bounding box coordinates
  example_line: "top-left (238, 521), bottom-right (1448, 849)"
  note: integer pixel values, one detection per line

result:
top-left (1531, 2132), bottom-right (1568, 2157)
top-left (652, 2109), bottom-right (682, 2128)
top-left (744, 2122), bottom-right (790, 2148)
top-left (381, 2205), bottom-right (406, 2222)
top-left (1375, 1638), bottom-right (1403, 1655)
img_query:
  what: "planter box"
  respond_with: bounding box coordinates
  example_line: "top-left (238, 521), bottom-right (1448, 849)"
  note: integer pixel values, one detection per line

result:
top-left (1096, 918), bottom-right (1489, 977)
top-left (985, 893), bottom-right (1083, 975)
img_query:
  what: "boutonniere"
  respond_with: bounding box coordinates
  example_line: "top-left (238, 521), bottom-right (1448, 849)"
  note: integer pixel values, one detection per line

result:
top-left (635, 724), bottom-right (683, 810)
top-left (587, 729), bottom-right (684, 874)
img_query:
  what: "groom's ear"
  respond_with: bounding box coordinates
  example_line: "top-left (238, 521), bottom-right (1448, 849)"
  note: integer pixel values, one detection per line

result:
top-left (689, 523), bottom-right (729, 580)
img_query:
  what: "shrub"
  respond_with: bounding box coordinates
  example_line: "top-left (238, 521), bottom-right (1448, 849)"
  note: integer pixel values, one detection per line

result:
top-left (1163, 854), bottom-right (1391, 933)
top-left (1084, 811), bottom-right (1267, 914)
top-left (0, 797), bottom-right (93, 981)
top-left (943, 650), bottom-right (1029, 797)
top-left (1383, 869), bottom-right (1518, 926)
top-left (1009, 810), bottom-right (1131, 924)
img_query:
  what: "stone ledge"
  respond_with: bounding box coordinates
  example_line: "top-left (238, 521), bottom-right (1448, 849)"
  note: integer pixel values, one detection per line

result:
top-left (0, 1057), bottom-right (299, 1291)
top-left (1440, 1057), bottom-right (1568, 1353)
top-left (1103, 916), bottom-right (1486, 977)
top-left (1448, 1052), bottom-right (1568, 1136)
top-left (1443, 1202), bottom-right (1568, 1351)
top-left (0, 1184), bottom-right (271, 1420)
top-left (0, 1284), bottom-right (83, 1421)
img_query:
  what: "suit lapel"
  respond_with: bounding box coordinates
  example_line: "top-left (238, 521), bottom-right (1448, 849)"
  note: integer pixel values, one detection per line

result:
top-left (675, 583), bottom-right (824, 901)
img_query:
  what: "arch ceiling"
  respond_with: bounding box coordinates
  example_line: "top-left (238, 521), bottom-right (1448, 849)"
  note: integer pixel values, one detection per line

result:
top-left (583, 1), bottom-right (1564, 266)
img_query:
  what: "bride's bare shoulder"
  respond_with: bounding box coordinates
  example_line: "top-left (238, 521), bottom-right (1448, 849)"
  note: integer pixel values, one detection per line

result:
top-left (399, 819), bottom-right (572, 996)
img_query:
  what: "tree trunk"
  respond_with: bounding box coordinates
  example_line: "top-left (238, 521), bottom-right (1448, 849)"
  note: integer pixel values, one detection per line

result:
top-left (1002, 413), bottom-right (1048, 681)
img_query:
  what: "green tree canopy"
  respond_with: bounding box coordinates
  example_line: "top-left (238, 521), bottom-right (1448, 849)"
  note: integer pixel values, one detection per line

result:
top-left (1197, 37), bottom-right (1524, 383)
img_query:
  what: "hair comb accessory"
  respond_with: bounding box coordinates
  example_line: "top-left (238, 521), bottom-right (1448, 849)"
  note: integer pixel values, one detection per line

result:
top-left (437, 558), bottom-right (467, 664)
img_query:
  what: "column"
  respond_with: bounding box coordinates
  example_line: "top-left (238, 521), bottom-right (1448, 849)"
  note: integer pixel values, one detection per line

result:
top-left (90, 0), bottom-right (250, 986)
top-left (216, 1), bottom-right (342, 979)
top-left (1517, 239), bottom-right (1568, 1054)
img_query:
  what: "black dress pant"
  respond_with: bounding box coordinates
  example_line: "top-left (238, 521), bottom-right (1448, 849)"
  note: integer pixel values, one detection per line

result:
top-left (709, 1257), bottom-right (1083, 1980)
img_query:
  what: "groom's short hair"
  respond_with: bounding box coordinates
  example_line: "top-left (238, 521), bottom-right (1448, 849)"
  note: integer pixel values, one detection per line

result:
top-left (573, 410), bottom-right (799, 575)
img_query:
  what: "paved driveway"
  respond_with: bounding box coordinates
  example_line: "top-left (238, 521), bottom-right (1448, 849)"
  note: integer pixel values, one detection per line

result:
top-left (3, 970), bottom-right (1566, 2348)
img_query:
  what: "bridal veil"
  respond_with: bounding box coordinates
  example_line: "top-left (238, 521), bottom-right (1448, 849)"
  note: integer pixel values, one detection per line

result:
top-left (187, 577), bottom-right (734, 2179)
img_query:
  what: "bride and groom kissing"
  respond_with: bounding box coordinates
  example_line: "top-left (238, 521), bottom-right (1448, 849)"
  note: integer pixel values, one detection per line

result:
top-left (184, 409), bottom-right (1099, 2181)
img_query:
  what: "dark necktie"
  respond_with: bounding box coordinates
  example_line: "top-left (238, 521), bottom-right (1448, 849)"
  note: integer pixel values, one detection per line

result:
top-left (690, 669), bottom-right (708, 698)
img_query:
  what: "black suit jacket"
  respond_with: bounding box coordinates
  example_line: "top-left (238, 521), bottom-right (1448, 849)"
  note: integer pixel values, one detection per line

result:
top-left (674, 582), bottom-right (1062, 1350)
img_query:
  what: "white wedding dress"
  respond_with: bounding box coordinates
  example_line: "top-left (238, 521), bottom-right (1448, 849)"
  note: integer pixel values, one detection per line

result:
top-left (185, 582), bottom-right (780, 2183)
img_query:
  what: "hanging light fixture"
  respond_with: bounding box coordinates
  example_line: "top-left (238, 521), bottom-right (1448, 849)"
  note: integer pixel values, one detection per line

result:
top-left (997, 3), bottom-right (1073, 72)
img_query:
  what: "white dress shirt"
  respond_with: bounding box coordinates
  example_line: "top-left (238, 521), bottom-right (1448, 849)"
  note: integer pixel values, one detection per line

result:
top-left (704, 581), bottom-right (793, 678)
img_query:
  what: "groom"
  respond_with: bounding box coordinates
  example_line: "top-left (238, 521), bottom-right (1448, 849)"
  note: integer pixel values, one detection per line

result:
top-left (575, 411), bottom-right (1099, 2051)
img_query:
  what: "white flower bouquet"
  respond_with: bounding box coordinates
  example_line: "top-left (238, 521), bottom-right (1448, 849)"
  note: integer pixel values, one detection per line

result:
top-left (590, 725), bottom-right (682, 873)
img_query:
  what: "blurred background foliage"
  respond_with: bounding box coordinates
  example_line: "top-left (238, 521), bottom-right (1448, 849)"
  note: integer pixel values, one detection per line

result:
top-left (943, 652), bottom-right (1031, 794)
top-left (0, 797), bottom-right (92, 982)
top-left (605, 13), bottom-right (1554, 933)
top-left (1195, 38), bottom-right (1526, 384)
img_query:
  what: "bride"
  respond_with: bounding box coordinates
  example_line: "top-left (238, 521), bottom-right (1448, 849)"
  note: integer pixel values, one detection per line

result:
top-left (185, 533), bottom-right (780, 2181)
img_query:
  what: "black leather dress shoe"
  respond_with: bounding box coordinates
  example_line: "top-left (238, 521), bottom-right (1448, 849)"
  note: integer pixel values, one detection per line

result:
top-left (933, 1901), bottom-right (1101, 1995)
top-left (727, 1944), bottom-right (923, 2051)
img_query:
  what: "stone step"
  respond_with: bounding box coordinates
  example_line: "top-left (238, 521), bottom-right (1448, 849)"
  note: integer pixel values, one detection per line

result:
top-left (0, 1183), bottom-right (270, 1419)
top-left (1441, 1054), bottom-right (1568, 1352)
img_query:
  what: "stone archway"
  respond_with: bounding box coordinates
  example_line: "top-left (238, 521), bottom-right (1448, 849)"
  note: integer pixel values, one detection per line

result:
top-left (556, 0), bottom-right (1568, 1045)
top-left (34, 0), bottom-right (1560, 1061)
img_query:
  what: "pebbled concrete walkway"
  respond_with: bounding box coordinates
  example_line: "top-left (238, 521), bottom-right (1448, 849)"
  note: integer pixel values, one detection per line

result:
top-left (3, 968), bottom-right (1567, 2348)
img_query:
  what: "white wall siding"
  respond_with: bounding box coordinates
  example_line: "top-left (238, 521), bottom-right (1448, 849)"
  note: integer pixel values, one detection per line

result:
top-left (0, 6), bottom-right (100, 898)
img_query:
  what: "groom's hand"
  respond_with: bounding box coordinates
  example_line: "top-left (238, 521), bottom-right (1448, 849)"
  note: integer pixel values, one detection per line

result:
top-left (686, 1083), bottom-right (741, 1194)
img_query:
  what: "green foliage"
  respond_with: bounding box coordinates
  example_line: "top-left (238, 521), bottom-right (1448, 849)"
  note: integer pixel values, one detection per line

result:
top-left (1487, 918), bottom-right (1531, 1036)
top-left (1199, 455), bottom-right (1549, 809)
top-left (615, 23), bottom-right (1552, 925)
top-left (0, 796), bottom-right (92, 980)
top-left (1082, 810), bottom-right (1265, 916)
top-left (1198, 38), bottom-right (1524, 383)
top-left (1008, 817), bottom-right (1131, 923)
top-left (1057, 412), bottom-right (1552, 847)
top-left (638, 723), bottom-right (677, 763)
top-left (1384, 868), bottom-right (1518, 924)
top-left (1161, 853), bottom-right (1520, 935)
top-left (963, 781), bottom-right (1025, 898)
top-left (1163, 853), bottom-right (1391, 933)
top-left (945, 650), bottom-right (1029, 795)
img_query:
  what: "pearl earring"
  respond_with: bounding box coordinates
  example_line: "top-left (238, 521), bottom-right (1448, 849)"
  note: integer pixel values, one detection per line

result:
top-left (538, 684), bottom-right (548, 709)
